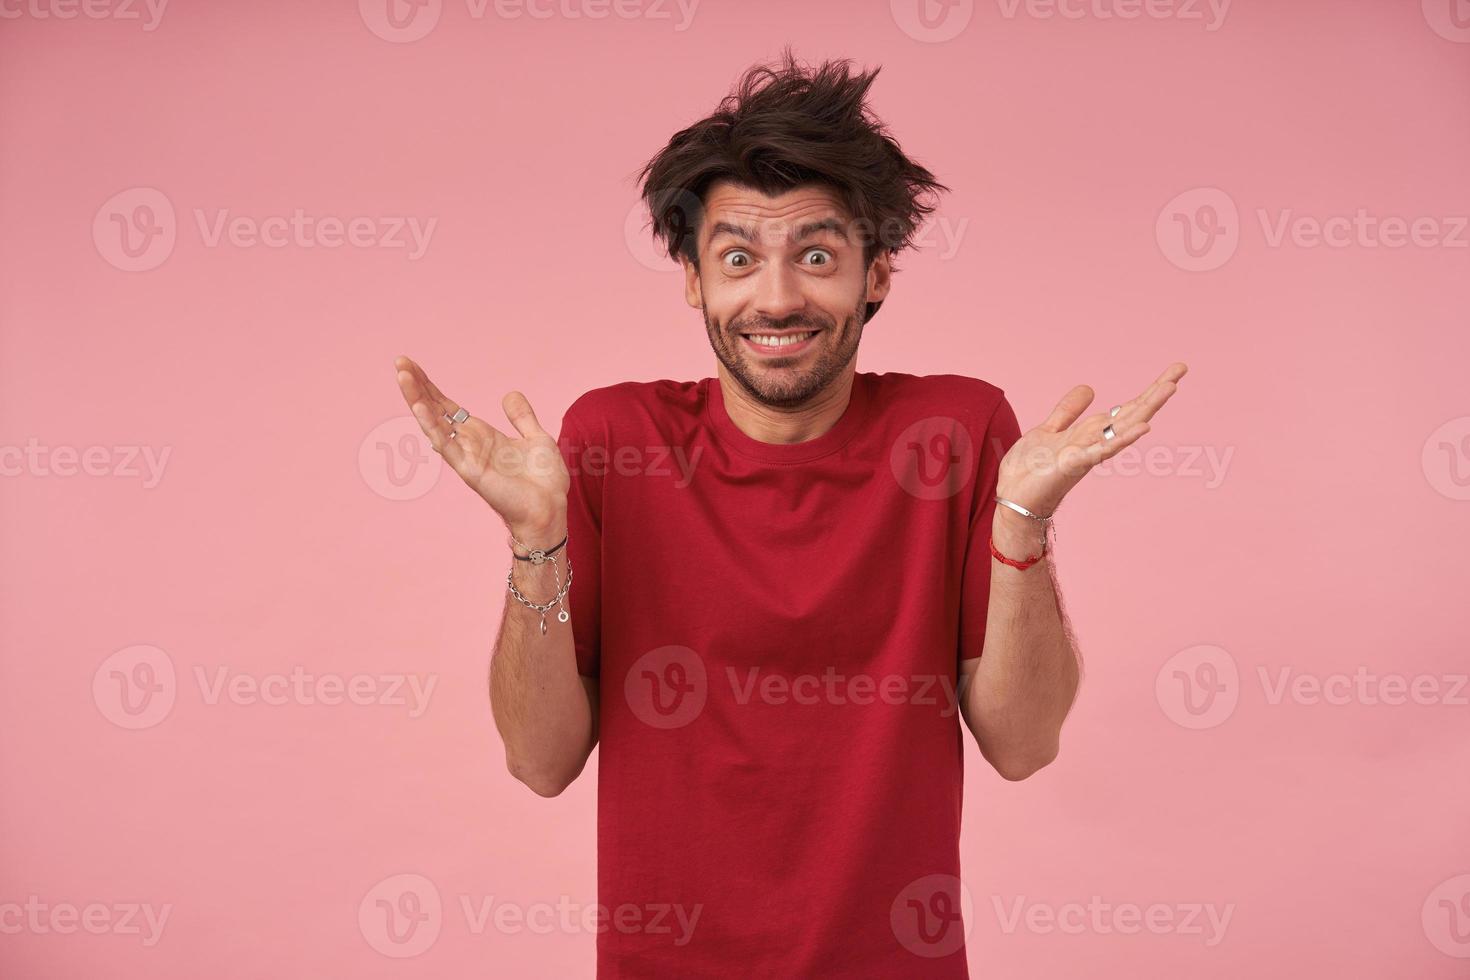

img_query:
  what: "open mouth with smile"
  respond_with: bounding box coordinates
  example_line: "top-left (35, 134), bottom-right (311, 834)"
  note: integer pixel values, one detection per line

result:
top-left (739, 328), bottom-right (820, 357)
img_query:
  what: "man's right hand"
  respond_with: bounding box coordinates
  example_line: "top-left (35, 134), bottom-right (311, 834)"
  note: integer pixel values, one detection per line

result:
top-left (394, 355), bottom-right (569, 545)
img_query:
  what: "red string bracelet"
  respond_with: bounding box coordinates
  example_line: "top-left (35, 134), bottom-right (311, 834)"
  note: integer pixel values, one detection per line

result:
top-left (989, 531), bottom-right (1047, 570)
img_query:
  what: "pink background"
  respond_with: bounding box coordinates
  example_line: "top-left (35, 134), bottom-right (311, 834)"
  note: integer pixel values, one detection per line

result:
top-left (3, 1), bottom-right (1469, 977)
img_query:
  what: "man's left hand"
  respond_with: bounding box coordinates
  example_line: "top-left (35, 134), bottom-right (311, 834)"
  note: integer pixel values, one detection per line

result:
top-left (994, 361), bottom-right (1189, 520)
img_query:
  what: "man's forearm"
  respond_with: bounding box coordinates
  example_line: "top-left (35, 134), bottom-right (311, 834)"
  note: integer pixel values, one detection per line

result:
top-left (489, 516), bottom-right (597, 797)
top-left (962, 507), bottom-right (1080, 779)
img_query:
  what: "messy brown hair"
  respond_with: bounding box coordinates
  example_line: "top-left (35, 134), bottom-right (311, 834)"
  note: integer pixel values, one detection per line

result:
top-left (634, 46), bottom-right (949, 323)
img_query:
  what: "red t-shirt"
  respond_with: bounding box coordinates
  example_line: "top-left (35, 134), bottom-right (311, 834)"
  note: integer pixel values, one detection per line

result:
top-left (557, 370), bottom-right (1022, 978)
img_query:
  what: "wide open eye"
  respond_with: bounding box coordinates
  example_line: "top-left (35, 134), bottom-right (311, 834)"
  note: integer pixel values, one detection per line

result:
top-left (803, 248), bottom-right (833, 267)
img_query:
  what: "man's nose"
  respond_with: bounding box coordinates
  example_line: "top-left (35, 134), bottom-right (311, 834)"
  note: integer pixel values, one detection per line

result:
top-left (753, 261), bottom-right (806, 322)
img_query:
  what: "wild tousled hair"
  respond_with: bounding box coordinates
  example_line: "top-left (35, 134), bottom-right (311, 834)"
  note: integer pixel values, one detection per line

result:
top-left (634, 46), bottom-right (949, 323)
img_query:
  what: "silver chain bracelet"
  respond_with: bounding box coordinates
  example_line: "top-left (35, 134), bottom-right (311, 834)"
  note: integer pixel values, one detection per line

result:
top-left (505, 536), bottom-right (572, 636)
top-left (994, 495), bottom-right (1057, 545)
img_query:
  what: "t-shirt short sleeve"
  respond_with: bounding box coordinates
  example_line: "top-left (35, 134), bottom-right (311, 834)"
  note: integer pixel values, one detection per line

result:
top-left (959, 391), bottom-right (1024, 662)
top-left (559, 404), bottom-right (603, 678)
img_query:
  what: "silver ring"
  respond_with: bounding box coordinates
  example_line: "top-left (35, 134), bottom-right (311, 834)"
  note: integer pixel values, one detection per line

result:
top-left (1109, 405), bottom-right (1121, 417)
top-left (445, 407), bottom-right (469, 424)
top-left (1102, 423), bottom-right (1116, 441)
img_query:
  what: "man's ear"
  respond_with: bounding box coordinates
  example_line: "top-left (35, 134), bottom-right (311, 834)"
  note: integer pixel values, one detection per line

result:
top-left (681, 254), bottom-right (702, 309)
top-left (866, 251), bottom-right (893, 305)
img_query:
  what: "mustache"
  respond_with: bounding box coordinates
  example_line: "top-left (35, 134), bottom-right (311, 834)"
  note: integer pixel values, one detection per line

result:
top-left (729, 315), bottom-right (830, 333)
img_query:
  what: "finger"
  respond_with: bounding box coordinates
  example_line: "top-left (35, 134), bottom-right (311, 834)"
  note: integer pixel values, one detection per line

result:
top-left (1126, 379), bottom-right (1179, 425)
top-left (1084, 420), bottom-right (1151, 465)
top-left (395, 366), bottom-right (430, 412)
top-left (450, 417), bottom-right (514, 478)
top-left (1113, 377), bottom-right (1180, 427)
top-left (1112, 362), bottom-right (1188, 424)
top-left (408, 397), bottom-right (468, 469)
top-left (1039, 384), bottom-right (1095, 433)
top-left (396, 356), bottom-right (459, 418)
top-left (502, 391), bottom-right (546, 439)
top-left (1157, 361), bottom-right (1188, 385)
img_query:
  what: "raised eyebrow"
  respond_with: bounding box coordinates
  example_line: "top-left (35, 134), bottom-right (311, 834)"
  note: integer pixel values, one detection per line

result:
top-left (707, 221), bottom-right (757, 245)
top-left (706, 217), bottom-right (848, 248)
top-left (793, 218), bottom-right (848, 243)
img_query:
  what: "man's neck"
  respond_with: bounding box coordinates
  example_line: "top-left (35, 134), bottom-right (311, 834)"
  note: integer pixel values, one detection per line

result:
top-left (715, 365), bottom-right (855, 445)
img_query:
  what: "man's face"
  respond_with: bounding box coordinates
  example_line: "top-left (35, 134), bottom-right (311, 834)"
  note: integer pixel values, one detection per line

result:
top-left (682, 181), bottom-right (891, 408)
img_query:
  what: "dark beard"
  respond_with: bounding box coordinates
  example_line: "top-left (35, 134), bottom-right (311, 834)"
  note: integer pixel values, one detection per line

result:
top-left (703, 293), bottom-right (866, 409)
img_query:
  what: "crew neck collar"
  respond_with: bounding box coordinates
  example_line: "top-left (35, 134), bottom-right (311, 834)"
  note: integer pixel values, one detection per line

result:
top-left (703, 372), bottom-right (871, 464)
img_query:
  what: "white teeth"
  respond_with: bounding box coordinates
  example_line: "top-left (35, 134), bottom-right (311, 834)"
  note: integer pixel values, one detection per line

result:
top-left (748, 332), bottom-right (814, 347)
